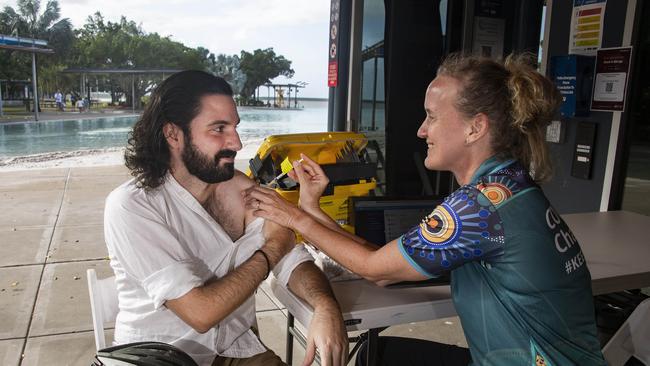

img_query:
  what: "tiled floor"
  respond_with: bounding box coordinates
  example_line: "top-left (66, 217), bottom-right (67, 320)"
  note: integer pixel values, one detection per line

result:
top-left (0, 164), bottom-right (466, 366)
top-left (0, 166), bottom-right (128, 365)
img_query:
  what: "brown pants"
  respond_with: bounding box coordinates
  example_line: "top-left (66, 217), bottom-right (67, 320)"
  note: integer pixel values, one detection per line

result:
top-left (212, 349), bottom-right (287, 366)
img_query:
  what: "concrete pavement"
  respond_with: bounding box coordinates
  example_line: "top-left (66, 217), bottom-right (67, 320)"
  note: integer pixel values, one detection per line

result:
top-left (0, 163), bottom-right (466, 366)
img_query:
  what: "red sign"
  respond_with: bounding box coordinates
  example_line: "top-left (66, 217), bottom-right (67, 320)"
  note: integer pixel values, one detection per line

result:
top-left (328, 0), bottom-right (340, 88)
top-left (328, 61), bottom-right (338, 87)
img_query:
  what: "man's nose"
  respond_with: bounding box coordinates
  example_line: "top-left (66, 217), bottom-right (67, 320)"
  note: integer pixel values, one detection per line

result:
top-left (227, 130), bottom-right (243, 151)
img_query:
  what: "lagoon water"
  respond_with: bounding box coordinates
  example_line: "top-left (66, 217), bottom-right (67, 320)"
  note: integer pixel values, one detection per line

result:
top-left (0, 100), bottom-right (329, 159)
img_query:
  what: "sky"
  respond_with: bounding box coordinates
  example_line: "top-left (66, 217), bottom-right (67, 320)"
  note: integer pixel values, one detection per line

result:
top-left (0, 0), bottom-right (332, 98)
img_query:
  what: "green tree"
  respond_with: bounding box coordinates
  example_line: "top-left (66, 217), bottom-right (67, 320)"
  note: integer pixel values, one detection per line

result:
top-left (239, 48), bottom-right (294, 103)
top-left (207, 53), bottom-right (247, 95)
top-left (69, 12), bottom-right (210, 107)
top-left (0, 0), bottom-right (74, 95)
top-left (0, 0), bottom-right (74, 84)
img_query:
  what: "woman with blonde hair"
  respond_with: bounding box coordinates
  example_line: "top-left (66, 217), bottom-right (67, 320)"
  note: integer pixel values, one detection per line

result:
top-left (245, 54), bottom-right (606, 365)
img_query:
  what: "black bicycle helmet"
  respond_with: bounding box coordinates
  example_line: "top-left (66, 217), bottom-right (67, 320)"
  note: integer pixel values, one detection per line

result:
top-left (92, 341), bottom-right (199, 366)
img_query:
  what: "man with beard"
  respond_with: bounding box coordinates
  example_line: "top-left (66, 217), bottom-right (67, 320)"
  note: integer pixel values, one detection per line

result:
top-left (103, 70), bottom-right (348, 366)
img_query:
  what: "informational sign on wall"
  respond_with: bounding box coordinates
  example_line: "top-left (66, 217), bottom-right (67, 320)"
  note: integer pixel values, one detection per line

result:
top-left (568, 0), bottom-right (606, 56)
top-left (472, 17), bottom-right (505, 58)
top-left (591, 47), bottom-right (632, 111)
top-left (472, 0), bottom-right (504, 59)
top-left (550, 55), bottom-right (595, 117)
top-left (328, 0), bottom-right (340, 87)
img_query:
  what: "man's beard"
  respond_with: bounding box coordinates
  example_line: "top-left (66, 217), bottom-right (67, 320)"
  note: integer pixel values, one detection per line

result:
top-left (181, 135), bottom-right (237, 184)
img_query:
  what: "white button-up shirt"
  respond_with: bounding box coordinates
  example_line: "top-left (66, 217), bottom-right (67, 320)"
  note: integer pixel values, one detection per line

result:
top-left (104, 174), bottom-right (312, 365)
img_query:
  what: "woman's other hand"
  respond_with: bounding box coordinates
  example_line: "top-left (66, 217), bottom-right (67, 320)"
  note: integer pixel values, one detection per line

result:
top-left (287, 153), bottom-right (329, 210)
top-left (244, 185), bottom-right (303, 230)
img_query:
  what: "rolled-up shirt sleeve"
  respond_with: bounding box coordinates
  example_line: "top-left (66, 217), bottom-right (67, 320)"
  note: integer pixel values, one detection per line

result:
top-left (271, 244), bottom-right (314, 287)
top-left (141, 260), bottom-right (204, 309)
top-left (104, 191), bottom-right (206, 309)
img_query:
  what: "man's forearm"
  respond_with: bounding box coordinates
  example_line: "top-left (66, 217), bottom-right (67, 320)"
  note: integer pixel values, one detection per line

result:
top-left (165, 250), bottom-right (270, 333)
top-left (287, 261), bottom-right (349, 366)
top-left (287, 261), bottom-right (340, 311)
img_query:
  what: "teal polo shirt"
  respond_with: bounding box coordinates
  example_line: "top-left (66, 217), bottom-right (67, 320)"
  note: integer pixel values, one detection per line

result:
top-left (398, 157), bottom-right (605, 365)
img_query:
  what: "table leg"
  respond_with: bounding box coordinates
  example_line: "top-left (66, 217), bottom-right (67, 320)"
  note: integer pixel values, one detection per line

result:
top-left (366, 328), bottom-right (379, 366)
top-left (286, 313), bottom-right (295, 365)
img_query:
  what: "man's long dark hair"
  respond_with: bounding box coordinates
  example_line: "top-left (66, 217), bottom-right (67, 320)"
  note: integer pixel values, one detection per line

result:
top-left (124, 70), bottom-right (233, 189)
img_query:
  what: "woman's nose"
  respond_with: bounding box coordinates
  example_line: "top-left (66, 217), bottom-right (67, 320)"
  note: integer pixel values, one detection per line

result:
top-left (416, 121), bottom-right (427, 138)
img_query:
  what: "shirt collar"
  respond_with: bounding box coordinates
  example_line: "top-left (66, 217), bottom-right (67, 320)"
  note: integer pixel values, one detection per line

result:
top-left (164, 172), bottom-right (209, 214)
top-left (469, 156), bottom-right (516, 184)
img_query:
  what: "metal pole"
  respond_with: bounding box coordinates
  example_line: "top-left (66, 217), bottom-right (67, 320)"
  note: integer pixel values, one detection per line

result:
top-left (31, 52), bottom-right (39, 121)
top-left (86, 74), bottom-right (91, 107)
top-left (131, 75), bottom-right (135, 112)
top-left (347, 0), bottom-right (364, 131)
top-left (371, 56), bottom-right (378, 130)
top-left (0, 79), bottom-right (3, 117)
top-left (285, 314), bottom-right (294, 365)
top-left (332, 0), bottom-right (352, 131)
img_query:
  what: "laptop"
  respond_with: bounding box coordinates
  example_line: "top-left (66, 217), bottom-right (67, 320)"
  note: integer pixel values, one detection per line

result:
top-left (349, 196), bottom-right (451, 288)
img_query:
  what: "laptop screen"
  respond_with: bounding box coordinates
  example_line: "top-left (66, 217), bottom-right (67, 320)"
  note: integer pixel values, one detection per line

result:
top-left (349, 196), bottom-right (443, 246)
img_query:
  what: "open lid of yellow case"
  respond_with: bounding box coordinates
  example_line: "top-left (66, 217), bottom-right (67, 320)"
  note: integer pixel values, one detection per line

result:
top-left (254, 131), bottom-right (368, 166)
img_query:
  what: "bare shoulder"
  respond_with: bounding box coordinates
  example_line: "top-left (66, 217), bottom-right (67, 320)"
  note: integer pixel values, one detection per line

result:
top-left (230, 171), bottom-right (258, 224)
top-left (212, 170), bottom-right (253, 194)
top-left (232, 170), bottom-right (255, 189)
top-left (210, 170), bottom-right (257, 226)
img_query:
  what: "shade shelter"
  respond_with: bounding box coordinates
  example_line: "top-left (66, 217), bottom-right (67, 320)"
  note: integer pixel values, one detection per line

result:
top-left (0, 34), bottom-right (54, 120)
top-left (262, 81), bottom-right (307, 108)
top-left (61, 68), bottom-right (182, 112)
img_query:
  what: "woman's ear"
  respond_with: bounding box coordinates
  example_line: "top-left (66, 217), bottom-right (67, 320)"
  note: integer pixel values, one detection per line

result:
top-left (466, 113), bottom-right (490, 145)
top-left (163, 123), bottom-right (182, 149)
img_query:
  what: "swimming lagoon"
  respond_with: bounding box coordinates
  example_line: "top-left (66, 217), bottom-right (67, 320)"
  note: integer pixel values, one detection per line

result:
top-left (0, 100), bottom-right (328, 159)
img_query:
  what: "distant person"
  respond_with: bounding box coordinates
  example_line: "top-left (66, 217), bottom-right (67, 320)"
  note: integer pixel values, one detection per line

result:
top-left (244, 54), bottom-right (607, 366)
top-left (104, 70), bottom-right (348, 366)
top-left (54, 90), bottom-right (64, 111)
top-left (76, 99), bottom-right (84, 113)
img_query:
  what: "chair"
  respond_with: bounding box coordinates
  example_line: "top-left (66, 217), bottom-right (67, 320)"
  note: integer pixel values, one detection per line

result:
top-left (602, 298), bottom-right (650, 365)
top-left (86, 268), bottom-right (119, 350)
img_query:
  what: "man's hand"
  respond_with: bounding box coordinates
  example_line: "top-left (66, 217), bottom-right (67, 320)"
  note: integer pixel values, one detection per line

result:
top-left (261, 219), bottom-right (296, 267)
top-left (303, 303), bottom-right (349, 366)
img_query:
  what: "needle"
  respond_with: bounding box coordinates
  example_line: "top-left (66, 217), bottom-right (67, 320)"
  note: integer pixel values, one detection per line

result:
top-left (268, 158), bottom-right (304, 188)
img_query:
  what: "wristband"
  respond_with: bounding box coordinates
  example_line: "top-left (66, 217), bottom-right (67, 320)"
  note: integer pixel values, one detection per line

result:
top-left (254, 249), bottom-right (271, 280)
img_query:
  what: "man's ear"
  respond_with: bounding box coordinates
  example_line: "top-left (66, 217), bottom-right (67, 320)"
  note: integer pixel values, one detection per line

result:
top-left (163, 123), bottom-right (182, 150)
top-left (466, 113), bottom-right (490, 145)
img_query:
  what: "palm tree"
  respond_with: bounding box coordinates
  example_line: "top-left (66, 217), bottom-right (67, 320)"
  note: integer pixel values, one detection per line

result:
top-left (1, 0), bottom-right (73, 57)
top-left (0, 0), bottom-right (74, 93)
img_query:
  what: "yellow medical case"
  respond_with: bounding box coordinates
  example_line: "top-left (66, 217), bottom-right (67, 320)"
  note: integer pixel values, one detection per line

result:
top-left (247, 132), bottom-right (377, 233)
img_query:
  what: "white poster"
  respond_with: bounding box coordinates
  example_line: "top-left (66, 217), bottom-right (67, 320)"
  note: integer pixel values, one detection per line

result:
top-left (568, 0), bottom-right (607, 55)
top-left (472, 17), bottom-right (505, 58)
top-left (593, 73), bottom-right (626, 102)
